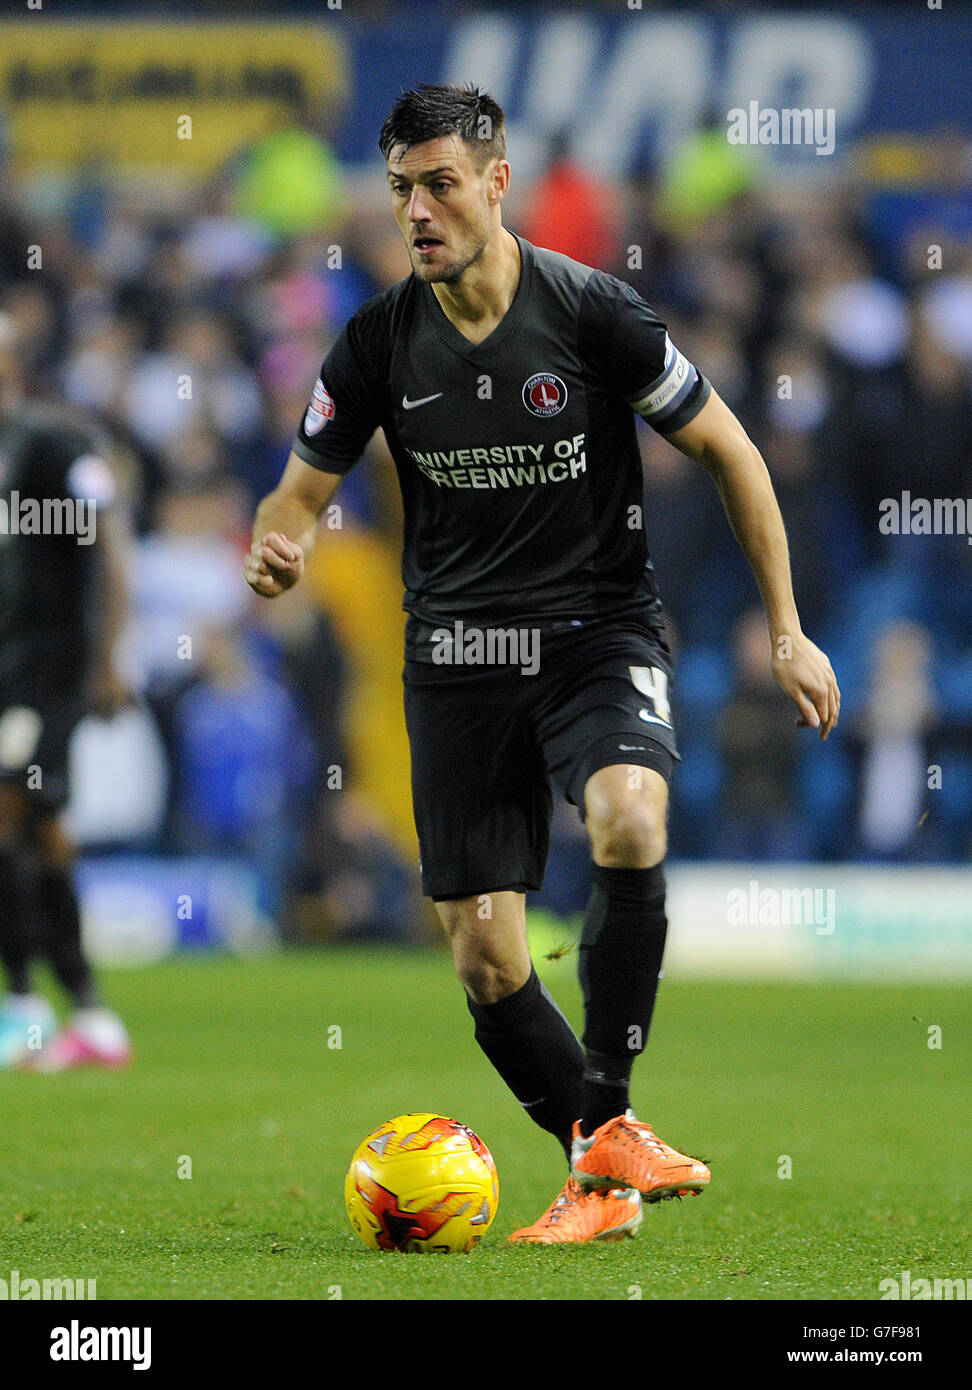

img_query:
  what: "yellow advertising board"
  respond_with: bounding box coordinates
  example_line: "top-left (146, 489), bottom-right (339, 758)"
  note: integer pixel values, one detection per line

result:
top-left (0, 21), bottom-right (348, 175)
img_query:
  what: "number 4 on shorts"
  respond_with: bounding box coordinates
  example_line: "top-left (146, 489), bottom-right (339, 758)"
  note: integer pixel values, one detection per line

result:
top-left (629, 665), bottom-right (672, 724)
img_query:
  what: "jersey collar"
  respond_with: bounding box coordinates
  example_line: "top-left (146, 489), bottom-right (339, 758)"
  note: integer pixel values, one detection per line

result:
top-left (418, 233), bottom-right (534, 359)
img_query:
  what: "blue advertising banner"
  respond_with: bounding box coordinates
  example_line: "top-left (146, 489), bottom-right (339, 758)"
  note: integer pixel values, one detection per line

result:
top-left (335, 6), bottom-right (972, 175)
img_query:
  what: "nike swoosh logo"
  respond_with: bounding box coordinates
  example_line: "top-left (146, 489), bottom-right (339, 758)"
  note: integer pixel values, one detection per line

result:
top-left (638, 708), bottom-right (672, 728)
top-left (402, 393), bottom-right (443, 410)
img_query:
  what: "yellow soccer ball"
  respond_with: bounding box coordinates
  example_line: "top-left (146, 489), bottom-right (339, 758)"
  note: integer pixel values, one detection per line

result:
top-left (344, 1113), bottom-right (499, 1253)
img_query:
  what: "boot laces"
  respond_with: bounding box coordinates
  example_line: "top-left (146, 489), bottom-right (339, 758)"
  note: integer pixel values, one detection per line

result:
top-left (619, 1116), bottom-right (667, 1156)
top-left (545, 1179), bottom-right (583, 1225)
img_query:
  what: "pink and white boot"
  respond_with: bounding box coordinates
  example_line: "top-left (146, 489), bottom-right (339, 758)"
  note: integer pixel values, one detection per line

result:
top-left (25, 1007), bottom-right (132, 1072)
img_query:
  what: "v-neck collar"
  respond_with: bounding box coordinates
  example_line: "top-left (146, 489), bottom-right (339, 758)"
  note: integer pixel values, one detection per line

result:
top-left (419, 232), bottom-right (533, 359)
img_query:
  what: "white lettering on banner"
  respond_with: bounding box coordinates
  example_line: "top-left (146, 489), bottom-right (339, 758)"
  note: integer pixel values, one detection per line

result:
top-left (441, 15), bottom-right (875, 179)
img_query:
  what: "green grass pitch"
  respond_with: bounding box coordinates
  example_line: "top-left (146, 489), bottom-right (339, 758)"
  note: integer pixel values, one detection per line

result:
top-left (1, 947), bottom-right (968, 1301)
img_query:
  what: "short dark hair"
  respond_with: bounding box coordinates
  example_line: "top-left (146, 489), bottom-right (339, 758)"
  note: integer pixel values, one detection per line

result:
top-left (379, 84), bottom-right (506, 170)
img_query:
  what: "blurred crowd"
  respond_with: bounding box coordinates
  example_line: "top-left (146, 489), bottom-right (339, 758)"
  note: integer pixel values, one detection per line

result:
top-left (0, 103), bottom-right (970, 938)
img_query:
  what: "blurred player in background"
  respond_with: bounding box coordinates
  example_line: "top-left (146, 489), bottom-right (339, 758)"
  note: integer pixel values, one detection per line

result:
top-left (245, 85), bottom-right (840, 1241)
top-left (0, 317), bottom-right (133, 1070)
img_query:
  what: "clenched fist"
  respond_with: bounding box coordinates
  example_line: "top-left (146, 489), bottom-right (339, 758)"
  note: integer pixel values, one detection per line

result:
top-left (243, 531), bottom-right (305, 598)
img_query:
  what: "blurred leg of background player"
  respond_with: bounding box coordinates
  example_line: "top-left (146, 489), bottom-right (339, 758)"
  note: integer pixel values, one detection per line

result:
top-left (0, 766), bottom-right (131, 1072)
top-left (0, 780), bottom-right (57, 1061)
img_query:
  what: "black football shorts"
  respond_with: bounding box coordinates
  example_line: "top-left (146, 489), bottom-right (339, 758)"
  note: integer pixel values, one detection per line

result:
top-left (403, 616), bottom-right (679, 901)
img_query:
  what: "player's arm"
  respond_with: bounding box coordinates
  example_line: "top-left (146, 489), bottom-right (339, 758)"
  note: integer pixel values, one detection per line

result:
top-left (245, 452), bottom-right (344, 598)
top-left (665, 389), bottom-right (840, 739)
top-left (63, 445), bottom-right (131, 717)
top-left (248, 315), bottom-right (384, 598)
top-left (86, 504), bottom-right (132, 716)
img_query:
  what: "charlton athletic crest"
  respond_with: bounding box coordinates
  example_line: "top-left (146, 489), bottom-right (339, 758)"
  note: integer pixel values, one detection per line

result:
top-left (304, 377), bottom-right (336, 435)
top-left (522, 372), bottom-right (567, 417)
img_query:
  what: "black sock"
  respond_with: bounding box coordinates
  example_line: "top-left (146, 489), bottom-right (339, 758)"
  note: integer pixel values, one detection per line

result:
top-left (0, 846), bottom-right (35, 995)
top-left (467, 966), bottom-right (584, 1162)
top-left (579, 863), bottom-right (668, 1136)
top-left (580, 1050), bottom-right (635, 1137)
top-left (38, 865), bottom-right (98, 1009)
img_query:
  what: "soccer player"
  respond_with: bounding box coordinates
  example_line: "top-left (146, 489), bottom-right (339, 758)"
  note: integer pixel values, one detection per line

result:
top-left (245, 86), bottom-right (840, 1243)
top-left (0, 373), bottom-right (132, 1071)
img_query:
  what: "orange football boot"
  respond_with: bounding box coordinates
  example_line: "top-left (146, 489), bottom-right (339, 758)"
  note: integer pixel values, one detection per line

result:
top-left (571, 1110), bottom-right (710, 1203)
top-left (508, 1176), bottom-right (642, 1244)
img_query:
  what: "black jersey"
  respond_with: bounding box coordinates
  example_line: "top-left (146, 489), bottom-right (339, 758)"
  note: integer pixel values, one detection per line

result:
top-left (292, 235), bottom-right (710, 660)
top-left (0, 406), bottom-right (115, 695)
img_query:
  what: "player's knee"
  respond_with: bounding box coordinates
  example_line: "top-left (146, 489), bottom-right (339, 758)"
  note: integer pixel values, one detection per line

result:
top-left (433, 899), bottom-right (529, 1004)
top-left (586, 796), bottom-right (666, 868)
top-left (455, 956), bottom-right (526, 1006)
top-left (450, 932), bottom-right (525, 1004)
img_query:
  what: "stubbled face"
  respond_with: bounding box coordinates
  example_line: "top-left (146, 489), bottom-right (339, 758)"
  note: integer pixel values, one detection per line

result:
top-left (386, 134), bottom-right (499, 284)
